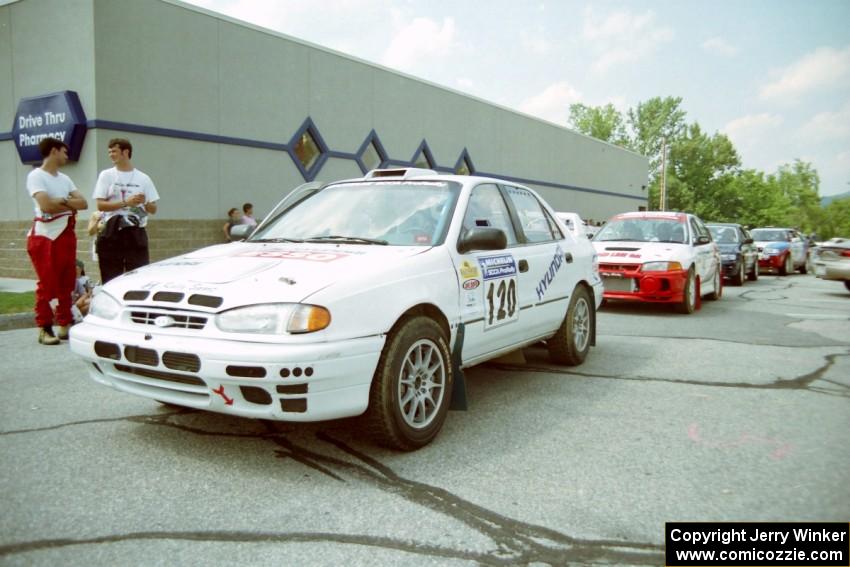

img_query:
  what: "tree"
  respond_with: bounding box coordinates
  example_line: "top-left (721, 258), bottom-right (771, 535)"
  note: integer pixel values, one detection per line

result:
top-left (627, 96), bottom-right (687, 180)
top-left (568, 103), bottom-right (629, 146)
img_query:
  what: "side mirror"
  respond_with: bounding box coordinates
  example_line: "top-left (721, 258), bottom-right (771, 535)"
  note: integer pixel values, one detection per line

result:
top-left (696, 235), bottom-right (711, 245)
top-left (457, 228), bottom-right (507, 254)
top-left (229, 224), bottom-right (254, 242)
top-left (744, 237), bottom-right (753, 244)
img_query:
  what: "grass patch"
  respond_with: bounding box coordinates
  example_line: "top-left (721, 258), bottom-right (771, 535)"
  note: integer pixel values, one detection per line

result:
top-left (0, 291), bottom-right (35, 315)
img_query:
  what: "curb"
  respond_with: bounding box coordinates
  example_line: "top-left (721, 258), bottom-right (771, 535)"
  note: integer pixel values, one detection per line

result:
top-left (0, 313), bottom-right (35, 332)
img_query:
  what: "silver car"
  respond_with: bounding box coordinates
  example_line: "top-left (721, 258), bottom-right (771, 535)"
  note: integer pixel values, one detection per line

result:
top-left (811, 237), bottom-right (850, 292)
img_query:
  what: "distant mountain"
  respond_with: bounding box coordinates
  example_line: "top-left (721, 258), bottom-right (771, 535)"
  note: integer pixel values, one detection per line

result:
top-left (822, 191), bottom-right (850, 206)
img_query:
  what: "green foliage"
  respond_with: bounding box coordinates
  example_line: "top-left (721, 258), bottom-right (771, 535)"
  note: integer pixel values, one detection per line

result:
top-left (565, 96), bottom-right (841, 237)
top-left (0, 291), bottom-right (34, 315)
top-left (568, 103), bottom-right (629, 146)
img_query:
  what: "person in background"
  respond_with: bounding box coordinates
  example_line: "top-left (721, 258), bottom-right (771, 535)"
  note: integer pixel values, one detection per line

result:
top-left (71, 259), bottom-right (93, 323)
top-left (241, 202), bottom-right (258, 227)
top-left (25, 137), bottom-right (88, 345)
top-left (223, 207), bottom-right (243, 241)
top-left (93, 138), bottom-right (159, 283)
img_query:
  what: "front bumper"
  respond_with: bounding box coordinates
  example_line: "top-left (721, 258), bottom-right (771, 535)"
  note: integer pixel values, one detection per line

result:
top-left (758, 253), bottom-right (785, 270)
top-left (813, 260), bottom-right (850, 282)
top-left (69, 322), bottom-right (384, 422)
top-left (599, 265), bottom-right (687, 303)
top-left (720, 259), bottom-right (741, 279)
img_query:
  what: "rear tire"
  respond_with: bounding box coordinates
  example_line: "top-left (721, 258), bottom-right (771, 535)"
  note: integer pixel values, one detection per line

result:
top-left (676, 269), bottom-right (697, 314)
top-left (548, 285), bottom-right (593, 366)
top-left (364, 316), bottom-right (452, 451)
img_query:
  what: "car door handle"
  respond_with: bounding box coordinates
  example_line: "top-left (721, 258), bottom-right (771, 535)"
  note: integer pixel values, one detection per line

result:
top-left (564, 253), bottom-right (573, 263)
top-left (518, 260), bottom-right (529, 272)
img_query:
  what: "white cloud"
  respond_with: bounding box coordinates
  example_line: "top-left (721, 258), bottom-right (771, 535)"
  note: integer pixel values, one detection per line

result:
top-left (722, 113), bottom-right (785, 168)
top-left (799, 101), bottom-right (850, 142)
top-left (582, 7), bottom-right (674, 73)
top-left (702, 37), bottom-right (738, 57)
top-left (760, 45), bottom-right (850, 101)
top-left (381, 16), bottom-right (459, 71)
top-left (518, 81), bottom-right (583, 124)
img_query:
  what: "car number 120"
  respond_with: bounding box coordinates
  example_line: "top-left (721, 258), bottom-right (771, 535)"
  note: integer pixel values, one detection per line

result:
top-left (485, 276), bottom-right (518, 329)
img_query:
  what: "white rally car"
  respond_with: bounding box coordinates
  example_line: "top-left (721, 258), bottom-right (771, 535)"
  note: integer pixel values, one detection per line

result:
top-left (71, 168), bottom-right (603, 450)
top-left (592, 211), bottom-right (722, 313)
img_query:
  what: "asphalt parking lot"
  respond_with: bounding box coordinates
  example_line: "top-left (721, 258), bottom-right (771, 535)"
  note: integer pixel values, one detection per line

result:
top-left (1, 274), bottom-right (848, 565)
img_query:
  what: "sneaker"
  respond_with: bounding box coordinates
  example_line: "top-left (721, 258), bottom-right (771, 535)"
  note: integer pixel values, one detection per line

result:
top-left (57, 325), bottom-right (70, 340)
top-left (38, 327), bottom-right (60, 346)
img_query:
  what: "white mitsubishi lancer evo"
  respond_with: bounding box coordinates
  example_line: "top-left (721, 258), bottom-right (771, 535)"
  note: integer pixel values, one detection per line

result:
top-left (71, 168), bottom-right (603, 450)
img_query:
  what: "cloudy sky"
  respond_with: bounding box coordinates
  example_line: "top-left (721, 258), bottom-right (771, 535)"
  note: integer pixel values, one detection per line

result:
top-left (184, 0), bottom-right (850, 196)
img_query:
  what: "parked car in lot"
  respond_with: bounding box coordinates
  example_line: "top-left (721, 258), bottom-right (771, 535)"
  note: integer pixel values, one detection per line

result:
top-left (751, 227), bottom-right (808, 275)
top-left (810, 237), bottom-right (850, 292)
top-left (70, 168), bottom-right (603, 450)
top-left (706, 222), bottom-right (759, 285)
top-left (592, 211), bottom-right (722, 314)
top-left (556, 212), bottom-right (590, 239)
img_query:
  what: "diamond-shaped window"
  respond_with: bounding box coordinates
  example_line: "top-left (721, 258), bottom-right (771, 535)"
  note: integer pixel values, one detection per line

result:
top-left (294, 130), bottom-right (321, 171)
top-left (357, 131), bottom-right (387, 173)
top-left (455, 156), bottom-right (472, 175)
top-left (288, 119), bottom-right (328, 181)
top-left (410, 140), bottom-right (434, 169)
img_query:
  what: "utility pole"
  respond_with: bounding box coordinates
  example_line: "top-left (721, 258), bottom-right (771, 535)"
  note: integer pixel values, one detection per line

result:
top-left (659, 136), bottom-right (667, 211)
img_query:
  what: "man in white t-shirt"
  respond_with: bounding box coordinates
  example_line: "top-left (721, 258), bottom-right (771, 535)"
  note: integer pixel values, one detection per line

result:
top-left (92, 138), bottom-right (160, 283)
top-left (26, 137), bottom-right (89, 345)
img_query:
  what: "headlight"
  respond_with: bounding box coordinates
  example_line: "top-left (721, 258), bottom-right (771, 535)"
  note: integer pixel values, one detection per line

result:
top-left (642, 261), bottom-right (682, 272)
top-left (721, 253), bottom-right (737, 261)
top-left (89, 289), bottom-right (121, 320)
top-left (215, 303), bottom-right (331, 335)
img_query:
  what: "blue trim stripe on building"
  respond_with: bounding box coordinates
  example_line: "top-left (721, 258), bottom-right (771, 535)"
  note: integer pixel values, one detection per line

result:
top-left (2, 119), bottom-right (646, 202)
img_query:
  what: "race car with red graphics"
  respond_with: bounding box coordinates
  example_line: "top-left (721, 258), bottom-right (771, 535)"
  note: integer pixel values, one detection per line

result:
top-left (70, 168), bottom-right (602, 451)
top-left (591, 211), bottom-right (722, 313)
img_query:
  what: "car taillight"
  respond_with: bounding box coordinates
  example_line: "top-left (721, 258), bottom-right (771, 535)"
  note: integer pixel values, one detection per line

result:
top-left (842, 250), bottom-right (850, 258)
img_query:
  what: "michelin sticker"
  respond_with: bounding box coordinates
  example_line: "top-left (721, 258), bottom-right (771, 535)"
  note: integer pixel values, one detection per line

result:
top-left (478, 254), bottom-right (518, 330)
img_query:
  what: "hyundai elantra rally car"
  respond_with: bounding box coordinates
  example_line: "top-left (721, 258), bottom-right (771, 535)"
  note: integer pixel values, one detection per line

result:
top-left (70, 168), bottom-right (603, 450)
top-left (592, 211), bottom-right (722, 313)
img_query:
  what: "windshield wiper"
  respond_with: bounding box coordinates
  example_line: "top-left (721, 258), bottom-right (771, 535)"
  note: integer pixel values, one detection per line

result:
top-left (304, 235), bottom-right (389, 245)
top-left (251, 237), bottom-right (305, 243)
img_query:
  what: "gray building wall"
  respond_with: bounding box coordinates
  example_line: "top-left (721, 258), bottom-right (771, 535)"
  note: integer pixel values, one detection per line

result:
top-left (1, 0), bottom-right (647, 279)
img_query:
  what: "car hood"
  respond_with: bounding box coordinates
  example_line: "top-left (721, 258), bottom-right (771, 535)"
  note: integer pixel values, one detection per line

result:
top-left (101, 242), bottom-right (430, 310)
top-left (592, 241), bottom-right (693, 264)
top-left (754, 240), bottom-right (788, 251)
top-left (717, 243), bottom-right (742, 253)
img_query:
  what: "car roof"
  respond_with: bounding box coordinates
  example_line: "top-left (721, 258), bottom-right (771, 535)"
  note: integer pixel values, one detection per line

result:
top-left (330, 168), bottom-right (522, 188)
top-left (613, 211), bottom-right (688, 221)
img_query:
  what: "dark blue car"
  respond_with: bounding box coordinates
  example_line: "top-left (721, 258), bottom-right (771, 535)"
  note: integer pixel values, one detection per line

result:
top-left (707, 223), bottom-right (759, 285)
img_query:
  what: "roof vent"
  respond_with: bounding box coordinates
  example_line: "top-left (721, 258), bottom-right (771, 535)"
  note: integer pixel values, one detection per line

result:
top-left (365, 168), bottom-right (438, 179)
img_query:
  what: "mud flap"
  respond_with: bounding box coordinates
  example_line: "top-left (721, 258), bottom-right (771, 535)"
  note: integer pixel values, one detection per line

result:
top-left (450, 323), bottom-right (468, 411)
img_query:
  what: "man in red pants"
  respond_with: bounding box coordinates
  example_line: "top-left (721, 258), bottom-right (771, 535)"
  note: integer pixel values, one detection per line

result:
top-left (25, 138), bottom-right (88, 345)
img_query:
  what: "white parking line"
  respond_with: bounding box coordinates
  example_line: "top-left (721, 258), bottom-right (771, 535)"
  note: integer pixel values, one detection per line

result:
top-left (784, 313), bottom-right (850, 320)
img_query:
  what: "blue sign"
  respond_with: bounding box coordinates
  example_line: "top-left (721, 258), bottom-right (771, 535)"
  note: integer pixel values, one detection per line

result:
top-left (12, 91), bottom-right (88, 164)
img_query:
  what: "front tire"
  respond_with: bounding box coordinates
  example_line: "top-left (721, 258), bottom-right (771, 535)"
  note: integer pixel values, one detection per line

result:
top-left (548, 285), bottom-right (593, 366)
top-left (779, 253), bottom-right (791, 276)
top-left (844, 281), bottom-right (850, 293)
top-left (364, 316), bottom-right (452, 451)
top-left (706, 267), bottom-right (722, 300)
top-left (676, 269), bottom-right (697, 314)
top-left (798, 255), bottom-right (808, 274)
top-left (731, 260), bottom-right (745, 286)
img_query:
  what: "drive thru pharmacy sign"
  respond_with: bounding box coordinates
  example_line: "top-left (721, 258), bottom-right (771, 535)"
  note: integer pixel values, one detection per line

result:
top-left (12, 91), bottom-right (87, 164)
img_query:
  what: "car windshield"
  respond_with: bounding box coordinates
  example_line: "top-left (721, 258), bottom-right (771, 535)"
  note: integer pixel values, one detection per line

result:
top-left (708, 226), bottom-right (739, 244)
top-left (751, 229), bottom-right (787, 242)
top-left (250, 180), bottom-right (461, 246)
top-left (594, 218), bottom-right (687, 243)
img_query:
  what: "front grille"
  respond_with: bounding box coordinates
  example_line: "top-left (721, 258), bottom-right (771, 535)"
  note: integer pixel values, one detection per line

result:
top-left (162, 352), bottom-right (201, 373)
top-left (94, 341), bottom-right (121, 360)
top-left (124, 346), bottom-right (159, 367)
top-left (124, 291), bottom-right (150, 301)
top-left (114, 364), bottom-right (205, 386)
top-left (130, 310), bottom-right (208, 330)
top-left (599, 263), bottom-right (640, 272)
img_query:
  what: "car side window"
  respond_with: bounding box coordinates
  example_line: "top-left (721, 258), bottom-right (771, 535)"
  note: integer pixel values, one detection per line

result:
top-left (502, 185), bottom-right (557, 243)
top-left (689, 218), bottom-right (701, 244)
top-left (461, 184), bottom-right (518, 246)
